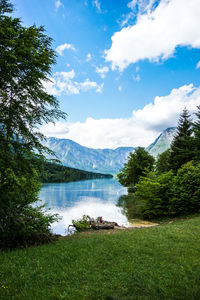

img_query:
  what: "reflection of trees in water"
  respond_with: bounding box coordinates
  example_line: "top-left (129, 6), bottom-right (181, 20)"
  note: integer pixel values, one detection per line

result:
top-left (117, 194), bottom-right (143, 220)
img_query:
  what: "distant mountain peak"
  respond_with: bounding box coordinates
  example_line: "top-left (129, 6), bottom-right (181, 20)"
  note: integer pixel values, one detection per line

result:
top-left (146, 127), bottom-right (176, 157)
top-left (43, 127), bottom-right (176, 174)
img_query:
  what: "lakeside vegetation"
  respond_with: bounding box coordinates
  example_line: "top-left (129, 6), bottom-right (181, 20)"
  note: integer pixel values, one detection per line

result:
top-left (0, 0), bottom-right (67, 248)
top-left (117, 107), bottom-right (200, 221)
top-left (40, 161), bottom-right (112, 183)
top-left (1, 215), bottom-right (200, 299)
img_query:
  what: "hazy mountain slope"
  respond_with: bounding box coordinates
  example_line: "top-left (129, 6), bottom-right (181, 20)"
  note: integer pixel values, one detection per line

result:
top-left (146, 127), bottom-right (176, 157)
top-left (43, 137), bottom-right (134, 174)
top-left (43, 127), bottom-right (176, 174)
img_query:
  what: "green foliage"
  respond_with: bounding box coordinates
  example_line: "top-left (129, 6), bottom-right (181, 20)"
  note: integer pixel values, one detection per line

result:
top-left (117, 194), bottom-right (143, 219)
top-left (0, 166), bottom-right (59, 248)
top-left (121, 163), bottom-right (200, 220)
top-left (193, 105), bottom-right (200, 162)
top-left (156, 149), bottom-right (171, 174)
top-left (0, 0), bottom-right (66, 154)
top-left (72, 215), bottom-right (91, 231)
top-left (171, 162), bottom-right (200, 214)
top-left (0, 0), bottom-right (66, 248)
top-left (0, 205), bottom-right (59, 249)
top-left (40, 161), bottom-right (113, 183)
top-left (117, 147), bottom-right (155, 187)
top-left (168, 108), bottom-right (194, 173)
top-left (134, 171), bottom-right (174, 219)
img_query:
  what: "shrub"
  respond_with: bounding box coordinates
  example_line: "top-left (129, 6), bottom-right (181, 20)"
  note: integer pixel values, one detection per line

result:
top-left (171, 162), bottom-right (200, 215)
top-left (0, 205), bottom-right (59, 249)
top-left (134, 171), bottom-right (174, 219)
top-left (72, 215), bottom-right (91, 231)
top-left (0, 167), bottom-right (59, 248)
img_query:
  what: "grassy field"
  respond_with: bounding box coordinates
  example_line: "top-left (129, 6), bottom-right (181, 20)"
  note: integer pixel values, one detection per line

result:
top-left (0, 216), bottom-right (200, 300)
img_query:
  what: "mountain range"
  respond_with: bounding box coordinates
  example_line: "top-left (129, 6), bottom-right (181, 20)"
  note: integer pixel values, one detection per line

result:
top-left (43, 127), bottom-right (176, 174)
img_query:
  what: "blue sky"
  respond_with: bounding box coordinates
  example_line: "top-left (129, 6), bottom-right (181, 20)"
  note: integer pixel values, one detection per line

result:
top-left (12, 0), bottom-right (200, 148)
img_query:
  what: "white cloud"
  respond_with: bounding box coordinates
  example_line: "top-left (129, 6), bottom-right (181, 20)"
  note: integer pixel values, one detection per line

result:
top-left (93, 0), bottom-right (101, 12)
top-left (118, 85), bottom-right (122, 92)
top-left (80, 79), bottom-right (104, 93)
top-left (42, 70), bottom-right (103, 96)
top-left (120, 12), bottom-right (135, 27)
top-left (86, 53), bottom-right (92, 62)
top-left (54, 70), bottom-right (75, 80)
top-left (135, 66), bottom-right (140, 72)
top-left (105, 0), bottom-right (200, 71)
top-left (96, 66), bottom-right (109, 78)
top-left (127, 0), bottom-right (137, 10)
top-left (55, 0), bottom-right (64, 10)
top-left (56, 43), bottom-right (76, 55)
top-left (40, 83), bottom-right (200, 149)
top-left (196, 61), bottom-right (200, 69)
top-left (120, 1), bottom-right (157, 28)
top-left (132, 74), bottom-right (141, 82)
top-left (128, 0), bottom-right (157, 15)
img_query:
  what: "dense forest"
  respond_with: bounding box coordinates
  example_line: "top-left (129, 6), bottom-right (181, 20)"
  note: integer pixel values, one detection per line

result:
top-left (40, 162), bottom-right (112, 183)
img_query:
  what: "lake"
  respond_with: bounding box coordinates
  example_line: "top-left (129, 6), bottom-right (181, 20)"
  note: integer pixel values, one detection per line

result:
top-left (39, 178), bottom-right (128, 235)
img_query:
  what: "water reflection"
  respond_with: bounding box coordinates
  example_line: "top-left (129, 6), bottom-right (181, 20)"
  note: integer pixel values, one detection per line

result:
top-left (39, 178), bottom-right (128, 235)
top-left (117, 194), bottom-right (143, 220)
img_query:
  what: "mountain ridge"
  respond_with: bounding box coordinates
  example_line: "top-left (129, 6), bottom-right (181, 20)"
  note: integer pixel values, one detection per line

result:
top-left (43, 127), bottom-right (177, 174)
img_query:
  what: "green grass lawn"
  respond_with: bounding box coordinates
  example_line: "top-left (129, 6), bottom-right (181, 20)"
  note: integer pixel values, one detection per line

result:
top-left (1, 216), bottom-right (200, 300)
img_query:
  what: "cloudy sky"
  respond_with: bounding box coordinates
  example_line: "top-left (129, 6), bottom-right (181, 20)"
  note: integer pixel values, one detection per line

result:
top-left (13, 0), bottom-right (200, 148)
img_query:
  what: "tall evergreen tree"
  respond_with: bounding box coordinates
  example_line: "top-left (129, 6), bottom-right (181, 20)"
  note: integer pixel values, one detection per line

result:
top-left (168, 108), bottom-right (194, 173)
top-left (193, 105), bottom-right (200, 162)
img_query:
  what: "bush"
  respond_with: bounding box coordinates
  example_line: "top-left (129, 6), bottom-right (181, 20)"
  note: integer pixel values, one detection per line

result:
top-left (0, 167), bottom-right (59, 248)
top-left (171, 162), bottom-right (200, 215)
top-left (134, 171), bottom-right (174, 219)
top-left (0, 205), bottom-right (59, 249)
top-left (72, 215), bottom-right (91, 231)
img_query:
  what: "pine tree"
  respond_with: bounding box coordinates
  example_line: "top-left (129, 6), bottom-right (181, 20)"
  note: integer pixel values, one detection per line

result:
top-left (168, 108), bottom-right (194, 173)
top-left (193, 105), bottom-right (200, 162)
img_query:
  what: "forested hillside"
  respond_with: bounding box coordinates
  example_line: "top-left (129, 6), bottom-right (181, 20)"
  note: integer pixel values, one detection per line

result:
top-left (40, 162), bottom-right (113, 183)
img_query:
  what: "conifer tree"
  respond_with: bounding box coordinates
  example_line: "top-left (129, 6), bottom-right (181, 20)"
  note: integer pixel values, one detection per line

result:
top-left (193, 105), bottom-right (200, 162)
top-left (168, 108), bottom-right (194, 173)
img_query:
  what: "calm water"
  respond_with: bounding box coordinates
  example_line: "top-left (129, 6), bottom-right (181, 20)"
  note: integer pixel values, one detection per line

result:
top-left (39, 178), bottom-right (128, 235)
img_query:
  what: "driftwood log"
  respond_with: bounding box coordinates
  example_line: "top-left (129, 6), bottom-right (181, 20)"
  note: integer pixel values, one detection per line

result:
top-left (91, 223), bottom-right (114, 230)
top-left (69, 216), bottom-right (119, 232)
top-left (89, 216), bottom-right (118, 230)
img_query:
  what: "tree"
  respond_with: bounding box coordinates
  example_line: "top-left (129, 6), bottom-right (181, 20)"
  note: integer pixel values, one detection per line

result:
top-left (193, 105), bottom-right (200, 162)
top-left (156, 149), bottom-right (171, 174)
top-left (168, 108), bottom-right (194, 173)
top-left (172, 162), bottom-right (200, 214)
top-left (117, 147), bottom-right (155, 187)
top-left (0, 0), bottom-right (67, 247)
top-left (0, 1), bottom-right (66, 156)
top-left (134, 171), bottom-right (174, 219)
